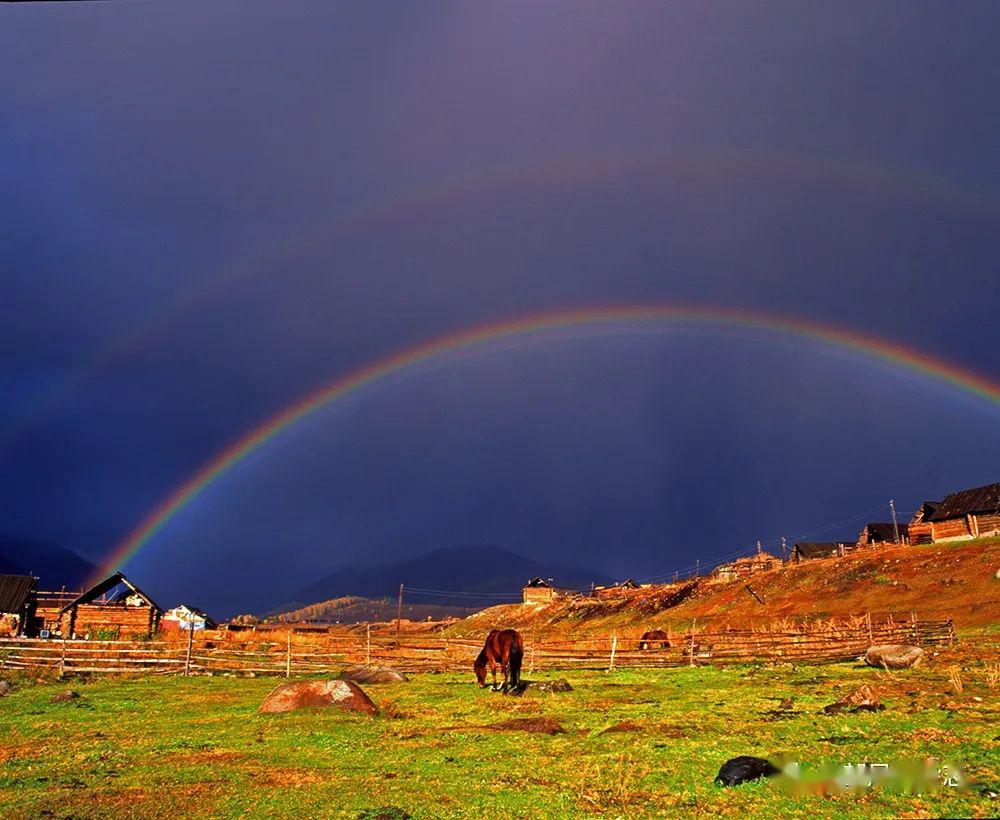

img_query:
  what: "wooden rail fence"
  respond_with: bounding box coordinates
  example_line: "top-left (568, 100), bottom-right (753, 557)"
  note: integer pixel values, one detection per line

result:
top-left (0, 618), bottom-right (954, 677)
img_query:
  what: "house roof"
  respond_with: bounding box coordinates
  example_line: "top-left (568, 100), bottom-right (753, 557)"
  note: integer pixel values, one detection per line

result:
top-left (864, 522), bottom-right (908, 542)
top-left (910, 501), bottom-right (941, 524)
top-left (524, 577), bottom-right (551, 588)
top-left (928, 482), bottom-right (1000, 521)
top-left (58, 572), bottom-right (163, 615)
top-left (0, 574), bottom-right (36, 613)
top-left (792, 542), bottom-right (840, 559)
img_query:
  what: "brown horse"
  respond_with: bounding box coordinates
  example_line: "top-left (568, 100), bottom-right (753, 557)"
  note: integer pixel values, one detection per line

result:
top-left (474, 629), bottom-right (524, 692)
top-left (638, 629), bottom-right (671, 650)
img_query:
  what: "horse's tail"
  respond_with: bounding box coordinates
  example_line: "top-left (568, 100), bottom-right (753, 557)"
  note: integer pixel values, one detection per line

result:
top-left (508, 635), bottom-right (524, 688)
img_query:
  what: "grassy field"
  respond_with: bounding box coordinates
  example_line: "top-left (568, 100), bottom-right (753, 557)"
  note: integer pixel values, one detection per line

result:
top-left (2, 645), bottom-right (999, 819)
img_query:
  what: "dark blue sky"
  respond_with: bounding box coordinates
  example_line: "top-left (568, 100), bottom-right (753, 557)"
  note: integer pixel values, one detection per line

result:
top-left (3, 2), bottom-right (1000, 614)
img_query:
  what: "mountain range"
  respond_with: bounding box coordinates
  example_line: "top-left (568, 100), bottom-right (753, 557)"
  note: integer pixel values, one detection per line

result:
top-left (275, 545), bottom-right (614, 614)
top-left (0, 536), bottom-right (97, 591)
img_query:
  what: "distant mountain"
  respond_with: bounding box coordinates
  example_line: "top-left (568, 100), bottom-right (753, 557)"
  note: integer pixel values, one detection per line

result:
top-left (0, 536), bottom-right (96, 590)
top-left (280, 545), bottom-right (613, 613)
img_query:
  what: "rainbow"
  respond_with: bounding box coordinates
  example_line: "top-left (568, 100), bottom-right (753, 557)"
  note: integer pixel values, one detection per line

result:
top-left (93, 304), bottom-right (1000, 583)
top-left (9, 147), bottom-right (1000, 458)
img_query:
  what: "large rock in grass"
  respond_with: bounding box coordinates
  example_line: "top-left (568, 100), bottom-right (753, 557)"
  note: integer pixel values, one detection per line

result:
top-left (864, 644), bottom-right (924, 670)
top-left (0, 680), bottom-right (11, 697)
top-left (258, 679), bottom-right (377, 715)
top-left (521, 679), bottom-right (573, 693)
top-left (338, 665), bottom-right (408, 684)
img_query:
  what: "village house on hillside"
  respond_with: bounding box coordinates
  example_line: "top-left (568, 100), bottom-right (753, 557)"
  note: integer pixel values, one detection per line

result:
top-left (790, 542), bottom-right (846, 562)
top-left (857, 522), bottom-right (908, 548)
top-left (592, 578), bottom-right (644, 597)
top-left (522, 577), bottom-right (557, 604)
top-left (0, 573), bottom-right (37, 637)
top-left (908, 501), bottom-right (941, 545)
top-left (712, 549), bottom-right (780, 581)
top-left (923, 481), bottom-right (1000, 542)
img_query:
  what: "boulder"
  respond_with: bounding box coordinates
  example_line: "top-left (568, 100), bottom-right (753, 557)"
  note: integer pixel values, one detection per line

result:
top-left (0, 680), bottom-right (11, 697)
top-left (823, 683), bottom-right (883, 714)
top-left (51, 690), bottom-right (80, 703)
top-left (864, 644), bottom-right (925, 670)
top-left (714, 756), bottom-right (780, 786)
top-left (338, 665), bottom-right (408, 684)
top-left (258, 679), bottom-right (378, 715)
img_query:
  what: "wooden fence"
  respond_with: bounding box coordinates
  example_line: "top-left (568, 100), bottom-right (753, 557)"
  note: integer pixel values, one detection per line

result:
top-left (0, 618), bottom-right (954, 677)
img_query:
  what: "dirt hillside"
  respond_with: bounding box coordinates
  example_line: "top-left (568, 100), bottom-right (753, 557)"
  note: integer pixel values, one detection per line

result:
top-left (447, 537), bottom-right (1000, 638)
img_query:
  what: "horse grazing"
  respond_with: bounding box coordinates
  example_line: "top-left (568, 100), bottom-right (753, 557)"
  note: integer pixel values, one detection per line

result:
top-left (638, 629), bottom-right (671, 650)
top-left (474, 629), bottom-right (524, 692)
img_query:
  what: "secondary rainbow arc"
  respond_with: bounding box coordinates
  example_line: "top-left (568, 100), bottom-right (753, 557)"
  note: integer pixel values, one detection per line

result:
top-left (93, 305), bottom-right (1000, 584)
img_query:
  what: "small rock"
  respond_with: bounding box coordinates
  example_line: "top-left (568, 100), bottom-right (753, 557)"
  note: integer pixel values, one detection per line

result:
top-left (714, 756), bottom-right (780, 786)
top-left (864, 644), bottom-right (925, 670)
top-left (51, 690), bottom-right (80, 704)
top-left (0, 680), bottom-right (12, 697)
top-left (339, 665), bottom-right (408, 684)
top-left (258, 679), bottom-right (378, 715)
top-left (824, 683), bottom-right (883, 714)
top-left (520, 678), bottom-right (573, 693)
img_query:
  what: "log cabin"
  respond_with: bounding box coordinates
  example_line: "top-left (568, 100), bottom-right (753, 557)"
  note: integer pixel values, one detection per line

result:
top-left (522, 577), bottom-right (556, 603)
top-left (56, 572), bottom-right (163, 639)
top-left (790, 542), bottom-right (841, 562)
top-left (926, 482), bottom-right (1000, 542)
top-left (907, 501), bottom-right (941, 546)
top-left (856, 522), bottom-right (908, 548)
top-left (713, 552), bottom-right (780, 581)
top-left (0, 574), bottom-right (37, 637)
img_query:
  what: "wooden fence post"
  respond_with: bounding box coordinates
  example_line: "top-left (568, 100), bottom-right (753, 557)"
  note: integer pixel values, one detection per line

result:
top-left (866, 612), bottom-right (873, 644)
top-left (909, 611), bottom-right (917, 644)
top-left (608, 632), bottom-right (617, 672)
top-left (366, 624), bottom-right (371, 667)
top-left (184, 621), bottom-right (194, 677)
top-left (286, 631), bottom-right (292, 678)
top-left (689, 619), bottom-right (697, 667)
top-left (60, 636), bottom-right (67, 677)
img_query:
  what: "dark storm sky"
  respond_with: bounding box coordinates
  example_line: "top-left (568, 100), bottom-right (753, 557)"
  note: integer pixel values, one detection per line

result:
top-left (3, 2), bottom-right (1000, 614)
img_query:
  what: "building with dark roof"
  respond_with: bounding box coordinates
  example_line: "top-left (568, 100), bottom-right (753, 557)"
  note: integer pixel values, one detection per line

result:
top-left (790, 542), bottom-right (842, 562)
top-left (908, 501), bottom-right (941, 545)
top-left (55, 572), bottom-right (163, 639)
top-left (0, 574), bottom-right (37, 636)
top-left (857, 522), bottom-right (908, 548)
top-left (926, 482), bottom-right (1000, 542)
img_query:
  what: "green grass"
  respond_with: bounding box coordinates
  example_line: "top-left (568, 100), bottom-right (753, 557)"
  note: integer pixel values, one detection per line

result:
top-left (1, 660), bottom-right (998, 818)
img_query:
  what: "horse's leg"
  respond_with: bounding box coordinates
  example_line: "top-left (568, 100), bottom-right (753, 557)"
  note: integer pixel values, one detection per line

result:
top-left (490, 662), bottom-right (498, 690)
top-left (501, 658), bottom-right (509, 693)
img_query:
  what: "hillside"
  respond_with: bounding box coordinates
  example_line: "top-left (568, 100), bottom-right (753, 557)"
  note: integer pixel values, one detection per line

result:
top-left (278, 545), bottom-right (613, 612)
top-left (447, 537), bottom-right (1000, 637)
top-left (274, 595), bottom-right (477, 624)
top-left (0, 536), bottom-right (96, 590)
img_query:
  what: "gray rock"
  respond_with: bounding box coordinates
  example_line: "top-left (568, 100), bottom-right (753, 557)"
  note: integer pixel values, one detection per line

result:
top-left (521, 678), bottom-right (573, 693)
top-left (339, 665), bottom-right (408, 684)
top-left (864, 644), bottom-right (925, 670)
top-left (0, 680), bottom-right (12, 697)
top-left (258, 679), bottom-right (378, 715)
top-left (51, 690), bottom-right (81, 703)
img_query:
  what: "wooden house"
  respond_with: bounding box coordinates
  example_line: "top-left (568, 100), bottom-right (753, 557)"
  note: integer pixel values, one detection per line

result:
top-left (522, 577), bottom-right (556, 604)
top-left (56, 572), bottom-right (163, 639)
top-left (790, 542), bottom-right (842, 563)
top-left (592, 578), bottom-right (643, 597)
top-left (907, 501), bottom-right (940, 545)
top-left (0, 574), bottom-right (37, 637)
top-left (926, 482), bottom-right (1000, 542)
top-left (857, 522), bottom-right (908, 548)
top-left (713, 552), bottom-right (780, 581)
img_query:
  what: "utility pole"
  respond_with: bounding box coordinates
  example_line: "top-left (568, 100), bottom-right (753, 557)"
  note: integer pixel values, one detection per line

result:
top-left (395, 584), bottom-right (404, 638)
top-left (781, 537), bottom-right (787, 561)
top-left (890, 499), bottom-right (900, 544)
top-left (756, 540), bottom-right (763, 557)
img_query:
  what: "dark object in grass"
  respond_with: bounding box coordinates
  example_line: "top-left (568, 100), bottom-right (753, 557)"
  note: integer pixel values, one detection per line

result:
top-left (0, 680), bottom-right (11, 697)
top-left (357, 807), bottom-right (411, 820)
top-left (519, 678), bottom-right (573, 693)
top-left (714, 756), bottom-right (780, 786)
top-left (51, 690), bottom-right (80, 703)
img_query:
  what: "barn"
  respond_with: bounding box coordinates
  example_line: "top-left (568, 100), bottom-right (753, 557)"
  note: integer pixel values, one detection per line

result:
top-left (926, 482), bottom-right (1000, 542)
top-left (857, 522), bottom-right (908, 548)
top-left (0, 574), bottom-right (37, 637)
top-left (56, 572), bottom-right (163, 639)
top-left (908, 501), bottom-right (941, 545)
